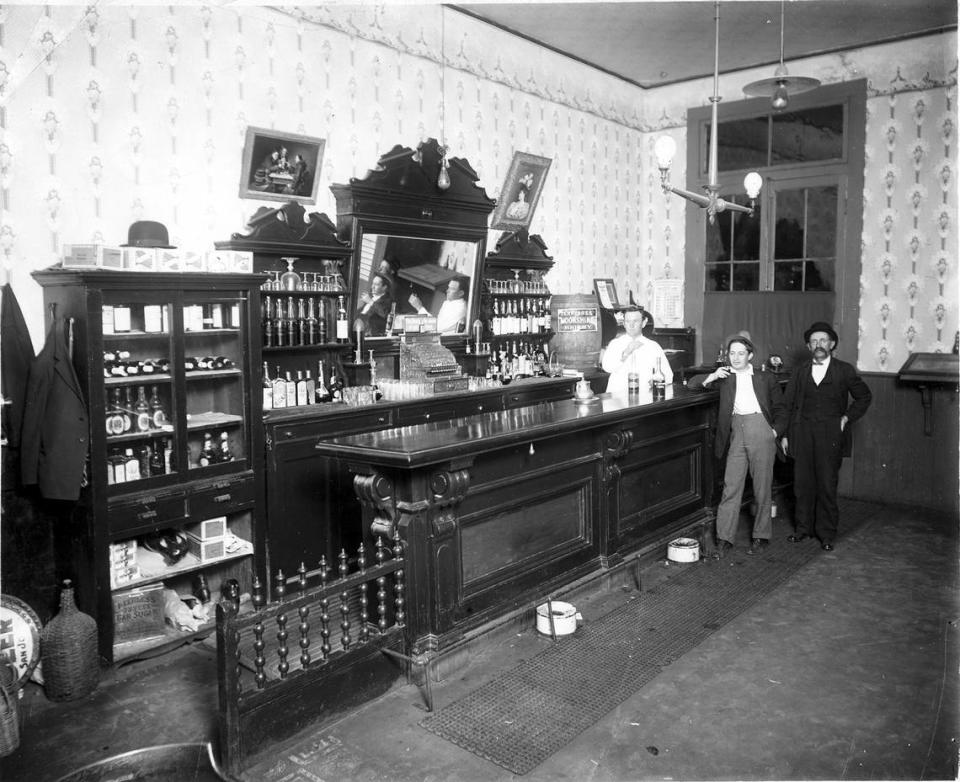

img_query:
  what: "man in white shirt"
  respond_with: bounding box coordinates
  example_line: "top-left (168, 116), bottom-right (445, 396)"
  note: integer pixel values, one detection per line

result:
top-left (600, 307), bottom-right (673, 396)
top-left (409, 279), bottom-right (467, 334)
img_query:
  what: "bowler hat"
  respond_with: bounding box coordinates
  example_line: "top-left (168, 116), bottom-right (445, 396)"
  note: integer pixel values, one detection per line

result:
top-left (122, 220), bottom-right (175, 249)
top-left (804, 321), bottom-right (838, 345)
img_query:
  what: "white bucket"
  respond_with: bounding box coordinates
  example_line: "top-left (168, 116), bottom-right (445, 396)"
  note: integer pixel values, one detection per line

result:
top-left (536, 601), bottom-right (581, 636)
top-left (667, 537), bottom-right (700, 563)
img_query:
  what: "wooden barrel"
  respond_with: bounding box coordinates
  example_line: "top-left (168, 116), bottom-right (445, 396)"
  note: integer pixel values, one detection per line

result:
top-left (550, 293), bottom-right (602, 372)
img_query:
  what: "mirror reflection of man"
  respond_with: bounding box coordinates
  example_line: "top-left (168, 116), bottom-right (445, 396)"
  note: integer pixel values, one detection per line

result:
top-left (355, 273), bottom-right (393, 336)
top-left (408, 278), bottom-right (467, 334)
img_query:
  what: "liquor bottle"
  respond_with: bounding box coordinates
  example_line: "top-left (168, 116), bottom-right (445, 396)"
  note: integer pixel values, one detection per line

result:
top-left (651, 356), bottom-right (667, 401)
top-left (317, 299), bottom-right (328, 344)
top-left (305, 298), bottom-right (318, 345)
top-left (275, 298), bottom-right (288, 347)
top-left (284, 371), bottom-right (296, 406)
top-left (262, 296), bottom-right (275, 347)
top-left (107, 449), bottom-right (124, 484)
top-left (106, 389), bottom-right (125, 436)
top-left (199, 432), bottom-right (217, 467)
top-left (304, 369), bottom-right (316, 403)
top-left (148, 386), bottom-right (166, 429)
top-left (262, 361), bottom-right (273, 410)
top-left (297, 298), bottom-right (308, 346)
top-left (286, 298), bottom-right (298, 346)
top-left (149, 442), bottom-right (164, 476)
top-left (123, 388), bottom-right (135, 433)
top-left (335, 296), bottom-right (349, 343)
top-left (316, 360), bottom-right (331, 403)
top-left (218, 431), bottom-right (233, 462)
top-left (330, 366), bottom-right (344, 403)
top-left (138, 445), bottom-right (151, 478)
top-left (123, 448), bottom-right (140, 482)
top-left (385, 302), bottom-right (396, 337)
top-left (272, 365), bottom-right (287, 408)
top-left (134, 387), bottom-right (151, 433)
top-left (163, 438), bottom-right (174, 474)
top-left (295, 370), bottom-right (308, 407)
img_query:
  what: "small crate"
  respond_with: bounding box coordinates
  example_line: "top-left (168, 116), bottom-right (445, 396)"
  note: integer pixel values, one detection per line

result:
top-left (187, 534), bottom-right (225, 563)
top-left (63, 244), bottom-right (124, 269)
top-left (184, 516), bottom-right (226, 541)
top-left (122, 247), bottom-right (157, 271)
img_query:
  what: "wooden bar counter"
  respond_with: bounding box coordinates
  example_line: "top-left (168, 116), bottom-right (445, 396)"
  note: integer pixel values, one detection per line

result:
top-left (315, 385), bottom-right (717, 656)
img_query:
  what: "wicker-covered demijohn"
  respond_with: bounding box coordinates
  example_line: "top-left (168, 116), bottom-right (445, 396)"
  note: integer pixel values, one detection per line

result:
top-left (40, 579), bottom-right (99, 701)
top-left (0, 660), bottom-right (19, 757)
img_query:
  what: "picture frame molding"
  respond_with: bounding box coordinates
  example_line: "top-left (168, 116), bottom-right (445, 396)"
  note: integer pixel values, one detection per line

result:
top-left (490, 151), bottom-right (552, 231)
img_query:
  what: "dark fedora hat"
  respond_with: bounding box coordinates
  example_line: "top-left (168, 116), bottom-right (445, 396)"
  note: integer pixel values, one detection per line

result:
top-left (726, 331), bottom-right (755, 354)
top-left (804, 321), bottom-right (839, 345)
top-left (122, 220), bottom-right (175, 249)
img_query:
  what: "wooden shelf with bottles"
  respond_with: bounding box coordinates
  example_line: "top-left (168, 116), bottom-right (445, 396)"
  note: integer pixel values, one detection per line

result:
top-left (32, 268), bottom-right (265, 664)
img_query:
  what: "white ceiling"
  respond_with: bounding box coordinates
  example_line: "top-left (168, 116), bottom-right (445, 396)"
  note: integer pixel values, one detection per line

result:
top-left (453, 1), bottom-right (957, 88)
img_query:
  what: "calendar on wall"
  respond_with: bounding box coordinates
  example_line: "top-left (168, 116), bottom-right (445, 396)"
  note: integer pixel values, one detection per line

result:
top-left (652, 278), bottom-right (683, 327)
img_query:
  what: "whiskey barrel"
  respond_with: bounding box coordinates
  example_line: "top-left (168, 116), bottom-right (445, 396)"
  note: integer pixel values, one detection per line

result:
top-left (550, 293), bottom-right (602, 372)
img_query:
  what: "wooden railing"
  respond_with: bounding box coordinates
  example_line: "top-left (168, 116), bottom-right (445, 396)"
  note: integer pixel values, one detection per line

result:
top-left (216, 534), bottom-right (406, 777)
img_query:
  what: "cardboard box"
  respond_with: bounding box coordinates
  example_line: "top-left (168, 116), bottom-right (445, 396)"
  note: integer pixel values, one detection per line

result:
top-left (229, 251), bottom-right (253, 273)
top-left (122, 247), bottom-right (157, 271)
top-left (181, 250), bottom-right (206, 272)
top-left (63, 244), bottom-right (123, 269)
top-left (156, 248), bottom-right (181, 271)
top-left (205, 251), bottom-right (231, 273)
top-left (187, 534), bottom-right (225, 563)
top-left (112, 583), bottom-right (166, 643)
top-left (185, 516), bottom-right (226, 541)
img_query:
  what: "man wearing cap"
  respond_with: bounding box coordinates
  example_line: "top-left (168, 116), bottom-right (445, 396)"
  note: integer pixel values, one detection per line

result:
top-left (781, 322), bottom-right (872, 551)
top-left (690, 333), bottom-right (788, 557)
top-left (600, 306), bottom-right (673, 396)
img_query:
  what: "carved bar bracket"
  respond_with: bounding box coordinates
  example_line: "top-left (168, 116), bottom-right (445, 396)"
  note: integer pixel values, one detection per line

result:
top-left (355, 472), bottom-right (396, 539)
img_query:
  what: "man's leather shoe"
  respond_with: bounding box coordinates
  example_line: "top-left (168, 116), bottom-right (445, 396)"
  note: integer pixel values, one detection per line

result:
top-left (713, 540), bottom-right (734, 560)
top-left (821, 542), bottom-right (834, 551)
top-left (746, 538), bottom-right (769, 555)
top-left (787, 533), bottom-right (811, 543)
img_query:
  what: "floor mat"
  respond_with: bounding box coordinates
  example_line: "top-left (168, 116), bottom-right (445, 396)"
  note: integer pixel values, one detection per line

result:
top-left (419, 525), bottom-right (856, 775)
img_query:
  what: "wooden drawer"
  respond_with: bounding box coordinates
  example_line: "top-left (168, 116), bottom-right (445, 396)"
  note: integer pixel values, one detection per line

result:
top-left (271, 408), bottom-right (394, 442)
top-left (456, 396), bottom-right (504, 417)
top-left (108, 490), bottom-right (187, 536)
top-left (397, 403), bottom-right (458, 426)
top-left (189, 474), bottom-right (256, 519)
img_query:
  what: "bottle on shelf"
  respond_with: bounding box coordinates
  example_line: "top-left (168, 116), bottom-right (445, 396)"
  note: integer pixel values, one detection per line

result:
top-left (262, 296), bottom-right (275, 347)
top-left (163, 437), bottom-right (174, 474)
top-left (106, 389), bottom-right (125, 436)
top-left (148, 386), bottom-right (166, 429)
top-left (107, 449), bottom-right (124, 484)
top-left (286, 298), bottom-right (298, 346)
top-left (284, 371), bottom-right (296, 406)
top-left (304, 369), bottom-right (316, 403)
top-left (295, 370), bottom-right (309, 407)
top-left (317, 299), bottom-right (328, 344)
top-left (199, 432), bottom-right (217, 467)
top-left (149, 441), bottom-right (164, 476)
top-left (138, 445), bottom-right (151, 478)
top-left (218, 431), bottom-right (233, 462)
top-left (122, 388), bottom-right (135, 433)
top-left (305, 298), bottom-right (318, 345)
top-left (330, 365), bottom-right (344, 403)
top-left (335, 296), bottom-right (349, 343)
top-left (651, 356), bottom-right (667, 401)
top-left (262, 361), bottom-right (273, 410)
top-left (316, 360), bottom-right (331, 403)
top-left (274, 300), bottom-right (288, 348)
top-left (123, 448), bottom-right (140, 482)
top-left (272, 365), bottom-right (287, 408)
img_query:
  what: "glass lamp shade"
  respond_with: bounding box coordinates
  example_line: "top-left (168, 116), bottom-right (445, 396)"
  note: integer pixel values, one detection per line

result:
top-left (654, 136), bottom-right (677, 169)
top-left (743, 172), bottom-right (763, 199)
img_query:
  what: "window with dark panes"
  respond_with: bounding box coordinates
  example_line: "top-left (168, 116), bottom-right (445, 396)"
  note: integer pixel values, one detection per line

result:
top-left (700, 102), bottom-right (847, 293)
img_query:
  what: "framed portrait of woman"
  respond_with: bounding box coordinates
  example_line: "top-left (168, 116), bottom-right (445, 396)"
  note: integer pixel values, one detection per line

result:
top-left (490, 151), bottom-right (552, 231)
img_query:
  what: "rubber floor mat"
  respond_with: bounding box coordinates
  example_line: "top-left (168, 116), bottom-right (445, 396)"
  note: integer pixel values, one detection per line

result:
top-left (419, 523), bottom-right (860, 775)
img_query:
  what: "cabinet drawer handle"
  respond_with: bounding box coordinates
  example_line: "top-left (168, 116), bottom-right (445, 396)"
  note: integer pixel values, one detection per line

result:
top-left (213, 493), bottom-right (232, 503)
top-left (212, 480), bottom-right (231, 489)
top-left (140, 495), bottom-right (157, 505)
top-left (477, 405), bottom-right (483, 412)
top-left (424, 413), bottom-right (431, 421)
top-left (137, 510), bottom-right (157, 521)
top-left (377, 416), bottom-right (387, 424)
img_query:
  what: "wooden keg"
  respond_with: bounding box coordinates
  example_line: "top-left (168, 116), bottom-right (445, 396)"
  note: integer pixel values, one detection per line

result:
top-left (550, 293), bottom-right (602, 373)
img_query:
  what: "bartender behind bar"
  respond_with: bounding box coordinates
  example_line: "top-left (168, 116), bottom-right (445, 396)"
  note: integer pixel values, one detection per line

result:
top-left (600, 306), bottom-right (673, 395)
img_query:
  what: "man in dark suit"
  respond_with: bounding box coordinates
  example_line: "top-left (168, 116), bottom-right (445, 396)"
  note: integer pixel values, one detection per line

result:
top-left (781, 321), bottom-right (872, 551)
top-left (690, 333), bottom-right (788, 557)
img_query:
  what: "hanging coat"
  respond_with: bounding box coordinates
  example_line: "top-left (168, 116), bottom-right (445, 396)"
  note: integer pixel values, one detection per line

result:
top-left (20, 317), bottom-right (88, 501)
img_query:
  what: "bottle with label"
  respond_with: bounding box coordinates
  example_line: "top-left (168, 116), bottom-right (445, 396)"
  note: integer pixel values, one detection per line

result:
top-left (262, 296), bottom-right (275, 347)
top-left (316, 360), bottom-right (331, 403)
top-left (286, 298), bottom-right (298, 346)
top-left (107, 450), bottom-right (124, 484)
top-left (305, 298), bottom-right (318, 345)
top-left (149, 441), bottom-right (164, 476)
top-left (163, 438), bottom-right (174, 474)
top-left (317, 299), bottom-right (328, 344)
top-left (284, 371), bottom-right (296, 407)
top-left (335, 296), bottom-right (349, 342)
top-left (135, 387), bottom-right (151, 432)
top-left (330, 365), bottom-right (344, 403)
top-left (106, 389), bottom-right (125, 436)
top-left (651, 356), bottom-right (666, 401)
top-left (122, 388), bottom-right (135, 433)
top-left (148, 386), bottom-right (166, 428)
top-left (199, 432), bottom-right (217, 467)
top-left (295, 370), bottom-right (309, 407)
top-left (138, 445), bottom-right (152, 478)
top-left (262, 361), bottom-right (273, 410)
top-left (304, 369), bottom-right (316, 403)
top-left (272, 365), bottom-right (287, 408)
top-left (218, 431), bottom-right (232, 462)
top-left (123, 448), bottom-right (140, 482)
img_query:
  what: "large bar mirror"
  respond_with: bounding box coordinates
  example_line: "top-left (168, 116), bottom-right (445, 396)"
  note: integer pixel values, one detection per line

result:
top-left (354, 232), bottom-right (480, 337)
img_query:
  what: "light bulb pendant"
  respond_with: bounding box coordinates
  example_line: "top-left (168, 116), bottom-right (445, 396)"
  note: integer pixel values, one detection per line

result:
top-left (437, 152), bottom-right (451, 190)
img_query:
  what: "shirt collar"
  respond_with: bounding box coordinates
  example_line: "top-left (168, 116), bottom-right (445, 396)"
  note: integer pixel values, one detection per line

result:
top-left (732, 363), bottom-right (754, 375)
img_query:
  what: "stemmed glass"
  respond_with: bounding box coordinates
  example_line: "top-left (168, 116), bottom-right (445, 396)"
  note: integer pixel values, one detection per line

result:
top-left (279, 257), bottom-right (302, 291)
top-left (510, 269), bottom-right (523, 294)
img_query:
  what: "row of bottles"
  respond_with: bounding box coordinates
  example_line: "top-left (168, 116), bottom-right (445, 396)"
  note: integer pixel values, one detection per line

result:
top-left (106, 386), bottom-right (169, 436)
top-left (103, 351), bottom-right (170, 379)
top-left (489, 297), bottom-right (551, 336)
top-left (193, 431), bottom-right (235, 467)
top-left (261, 361), bottom-right (345, 410)
top-left (486, 340), bottom-right (551, 382)
top-left (261, 295), bottom-right (350, 347)
top-left (107, 438), bottom-right (174, 484)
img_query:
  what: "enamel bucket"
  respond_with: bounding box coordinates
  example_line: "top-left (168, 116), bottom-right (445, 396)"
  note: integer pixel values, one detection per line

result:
top-left (667, 537), bottom-right (700, 563)
top-left (536, 601), bottom-right (580, 636)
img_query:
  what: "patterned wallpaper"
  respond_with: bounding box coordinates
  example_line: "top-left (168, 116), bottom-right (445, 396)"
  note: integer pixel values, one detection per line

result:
top-left (1, 5), bottom-right (955, 374)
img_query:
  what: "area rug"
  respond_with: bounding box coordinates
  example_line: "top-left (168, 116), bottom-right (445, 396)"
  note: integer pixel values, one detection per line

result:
top-left (419, 514), bottom-right (867, 775)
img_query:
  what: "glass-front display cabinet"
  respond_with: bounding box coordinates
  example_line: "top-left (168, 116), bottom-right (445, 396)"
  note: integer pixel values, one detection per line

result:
top-left (32, 268), bottom-right (265, 663)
